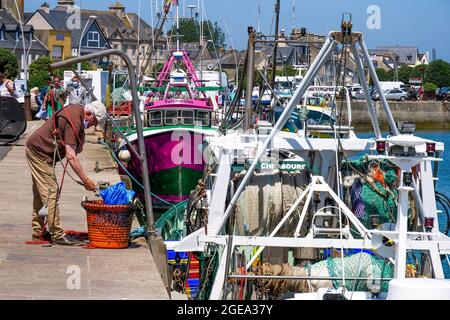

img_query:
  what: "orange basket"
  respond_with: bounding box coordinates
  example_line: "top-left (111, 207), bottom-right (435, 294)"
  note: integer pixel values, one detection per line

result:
top-left (81, 200), bottom-right (135, 249)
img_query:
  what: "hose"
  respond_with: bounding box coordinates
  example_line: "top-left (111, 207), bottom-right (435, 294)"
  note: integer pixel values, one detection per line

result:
top-left (435, 191), bottom-right (450, 235)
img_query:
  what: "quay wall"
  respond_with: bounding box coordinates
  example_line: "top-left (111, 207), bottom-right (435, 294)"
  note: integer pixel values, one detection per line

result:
top-left (339, 101), bottom-right (450, 130)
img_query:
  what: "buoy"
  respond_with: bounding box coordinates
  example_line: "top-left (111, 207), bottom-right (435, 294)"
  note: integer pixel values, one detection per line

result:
top-left (118, 149), bottom-right (131, 162)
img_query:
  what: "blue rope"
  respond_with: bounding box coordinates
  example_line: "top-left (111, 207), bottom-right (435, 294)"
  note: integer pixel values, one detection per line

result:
top-left (130, 226), bottom-right (148, 240)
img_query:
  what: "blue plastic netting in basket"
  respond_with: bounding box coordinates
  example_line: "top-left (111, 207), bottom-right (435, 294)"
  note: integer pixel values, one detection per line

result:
top-left (100, 182), bottom-right (135, 205)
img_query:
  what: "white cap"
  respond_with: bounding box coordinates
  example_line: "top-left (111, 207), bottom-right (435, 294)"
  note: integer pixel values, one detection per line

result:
top-left (88, 100), bottom-right (107, 128)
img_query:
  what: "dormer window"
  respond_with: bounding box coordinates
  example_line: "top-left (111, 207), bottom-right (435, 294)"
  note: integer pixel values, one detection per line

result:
top-left (29, 31), bottom-right (33, 42)
top-left (87, 31), bottom-right (100, 47)
top-left (16, 31), bottom-right (20, 40)
top-left (0, 29), bottom-right (4, 41)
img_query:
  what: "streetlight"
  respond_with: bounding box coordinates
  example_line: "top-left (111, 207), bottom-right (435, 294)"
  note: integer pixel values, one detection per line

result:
top-left (14, 0), bottom-right (26, 90)
top-left (13, 36), bottom-right (22, 53)
top-left (78, 15), bottom-right (97, 74)
top-left (219, 18), bottom-right (238, 87)
top-left (25, 39), bottom-right (37, 82)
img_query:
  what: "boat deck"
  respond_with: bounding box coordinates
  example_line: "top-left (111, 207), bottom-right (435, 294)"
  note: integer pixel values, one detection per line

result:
top-left (0, 121), bottom-right (169, 300)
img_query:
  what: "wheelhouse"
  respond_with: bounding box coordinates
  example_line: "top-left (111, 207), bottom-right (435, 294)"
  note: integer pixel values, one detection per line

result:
top-left (146, 108), bottom-right (212, 128)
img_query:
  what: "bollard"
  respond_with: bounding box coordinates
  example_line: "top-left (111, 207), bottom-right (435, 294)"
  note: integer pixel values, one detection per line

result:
top-left (24, 93), bottom-right (32, 121)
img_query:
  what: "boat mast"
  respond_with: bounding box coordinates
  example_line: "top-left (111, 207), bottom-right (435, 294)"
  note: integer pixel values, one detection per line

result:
top-left (176, 0), bottom-right (180, 52)
top-left (257, 1), bottom-right (261, 33)
top-left (292, 0), bottom-right (296, 33)
top-left (271, 0), bottom-right (281, 97)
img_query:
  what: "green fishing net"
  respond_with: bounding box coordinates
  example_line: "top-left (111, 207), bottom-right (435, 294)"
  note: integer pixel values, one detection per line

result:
top-left (343, 156), bottom-right (398, 228)
top-left (307, 252), bottom-right (393, 292)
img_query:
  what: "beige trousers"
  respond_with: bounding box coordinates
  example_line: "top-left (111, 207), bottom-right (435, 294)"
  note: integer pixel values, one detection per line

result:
top-left (25, 147), bottom-right (65, 240)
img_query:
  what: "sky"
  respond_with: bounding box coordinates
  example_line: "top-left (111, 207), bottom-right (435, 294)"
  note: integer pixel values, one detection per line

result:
top-left (25, 0), bottom-right (450, 61)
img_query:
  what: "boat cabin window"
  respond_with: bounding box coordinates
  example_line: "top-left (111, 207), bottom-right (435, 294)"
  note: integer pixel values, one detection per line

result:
top-left (181, 110), bottom-right (194, 125)
top-left (196, 111), bottom-right (210, 126)
top-left (149, 110), bottom-right (162, 126)
top-left (148, 109), bottom-right (211, 127)
top-left (165, 110), bottom-right (179, 125)
top-left (306, 97), bottom-right (321, 106)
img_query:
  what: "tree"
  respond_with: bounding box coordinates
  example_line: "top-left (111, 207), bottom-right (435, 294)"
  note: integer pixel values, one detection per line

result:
top-left (28, 56), bottom-right (51, 76)
top-left (168, 18), bottom-right (226, 50)
top-left (424, 59), bottom-right (450, 88)
top-left (56, 56), bottom-right (92, 77)
top-left (152, 62), bottom-right (164, 78)
top-left (397, 65), bottom-right (414, 84)
top-left (0, 48), bottom-right (19, 79)
top-left (386, 69), bottom-right (395, 81)
top-left (375, 68), bottom-right (390, 81)
top-left (168, 18), bottom-right (199, 43)
top-left (28, 56), bottom-right (92, 88)
top-left (28, 70), bottom-right (51, 90)
top-left (369, 68), bottom-right (392, 84)
top-left (276, 65), bottom-right (299, 77)
top-left (202, 21), bottom-right (226, 49)
top-left (423, 82), bottom-right (438, 94)
top-left (410, 64), bottom-right (428, 80)
top-left (423, 82), bottom-right (438, 100)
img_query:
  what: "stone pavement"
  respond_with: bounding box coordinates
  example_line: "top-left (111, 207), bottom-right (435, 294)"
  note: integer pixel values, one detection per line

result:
top-left (0, 121), bottom-right (169, 300)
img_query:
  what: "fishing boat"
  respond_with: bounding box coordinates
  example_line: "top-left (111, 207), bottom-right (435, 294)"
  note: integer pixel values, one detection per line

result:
top-left (274, 85), bottom-right (349, 135)
top-left (164, 25), bottom-right (450, 300)
top-left (115, 3), bottom-right (218, 215)
top-left (116, 50), bottom-right (217, 214)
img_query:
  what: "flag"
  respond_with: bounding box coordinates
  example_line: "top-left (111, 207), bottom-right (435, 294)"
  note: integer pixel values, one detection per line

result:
top-left (171, 0), bottom-right (179, 5)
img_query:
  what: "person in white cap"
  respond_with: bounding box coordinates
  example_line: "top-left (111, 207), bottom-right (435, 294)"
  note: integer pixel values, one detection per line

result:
top-left (25, 100), bottom-right (107, 246)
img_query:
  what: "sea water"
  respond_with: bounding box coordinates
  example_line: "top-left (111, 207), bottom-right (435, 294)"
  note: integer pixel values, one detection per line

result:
top-left (356, 130), bottom-right (450, 278)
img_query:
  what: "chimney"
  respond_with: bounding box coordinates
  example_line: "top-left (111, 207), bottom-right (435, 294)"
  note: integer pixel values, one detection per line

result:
top-left (41, 2), bottom-right (50, 14)
top-left (55, 0), bottom-right (75, 13)
top-left (57, 0), bottom-right (75, 6)
top-left (109, 1), bottom-right (126, 18)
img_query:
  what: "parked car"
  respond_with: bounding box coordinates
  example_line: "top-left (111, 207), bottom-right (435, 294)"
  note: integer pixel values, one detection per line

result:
top-left (436, 87), bottom-right (450, 101)
top-left (371, 88), bottom-right (380, 100)
top-left (384, 89), bottom-right (409, 101)
top-left (353, 88), bottom-right (366, 100)
top-left (347, 85), bottom-right (362, 99)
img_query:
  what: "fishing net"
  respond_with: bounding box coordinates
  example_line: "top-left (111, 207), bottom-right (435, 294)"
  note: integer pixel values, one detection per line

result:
top-left (342, 157), bottom-right (398, 228)
top-left (307, 252), bottom-right (394, 292)
top-left (234, 168), bottom-right (309, 264)
top-left (111, 88), bottom-right (128, 106)
top-left (254, 253), bottom-right (393, 297)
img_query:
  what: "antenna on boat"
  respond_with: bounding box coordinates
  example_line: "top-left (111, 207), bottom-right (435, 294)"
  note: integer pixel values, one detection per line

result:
top-left (292, 0), bottom-right (296, 34)
top-left (257, 1), bottom-right (261, 33)
top-left (271, 0), bottom-right (281, 98)
top-left (175, 0), bottom-right (180, 52)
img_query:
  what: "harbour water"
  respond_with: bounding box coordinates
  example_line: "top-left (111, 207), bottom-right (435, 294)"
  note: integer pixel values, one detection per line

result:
top-left (356, 130), bottom-right (450, 278)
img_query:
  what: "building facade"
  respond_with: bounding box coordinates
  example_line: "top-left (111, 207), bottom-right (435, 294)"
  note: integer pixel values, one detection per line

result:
top-left (25, 1), bottom-right (167, 73)
top-left (26, 2), bottom-right (109, 63)
top-left (376, 46), bottom-right (429, 67)
top-left (0, 7), bottom-right (48, 81)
